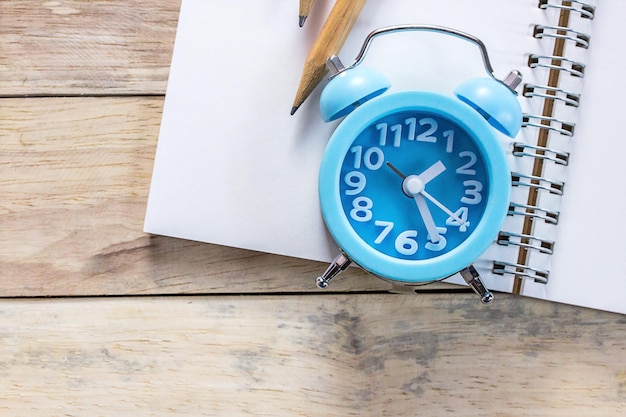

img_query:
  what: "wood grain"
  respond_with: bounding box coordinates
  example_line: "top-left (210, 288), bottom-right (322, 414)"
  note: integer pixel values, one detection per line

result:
top-left (2, 1), bottom-right (625, 413)
top-left (0, 0), bottom-right (179, 96)
top-left (1, 293), bottom-right (625, 416)
top-left (0, 97), bottom-right (392, 296)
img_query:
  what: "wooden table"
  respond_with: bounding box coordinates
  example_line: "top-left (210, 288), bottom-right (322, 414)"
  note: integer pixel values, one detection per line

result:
top-left (1, 2), bottom-right (624, 415)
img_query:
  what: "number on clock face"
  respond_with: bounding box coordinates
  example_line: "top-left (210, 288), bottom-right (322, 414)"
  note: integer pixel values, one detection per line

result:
top-left (339, 111), bottom-right (488, 260)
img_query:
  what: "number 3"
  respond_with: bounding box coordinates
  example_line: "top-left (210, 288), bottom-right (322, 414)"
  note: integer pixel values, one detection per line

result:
top-left (461, 180), bottom-right (483, 204)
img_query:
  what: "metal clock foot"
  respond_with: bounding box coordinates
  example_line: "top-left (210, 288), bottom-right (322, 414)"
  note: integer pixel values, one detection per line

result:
top-left (316, 252), bottom-right (352, 289)
top-left (460, 265), bottom-right (494, 304)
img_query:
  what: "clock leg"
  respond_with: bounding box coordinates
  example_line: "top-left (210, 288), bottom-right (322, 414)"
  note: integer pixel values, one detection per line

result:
top-left (316, 252), bottom-right (352, 289)
top-left (459, 265), bottom-right (494, 304)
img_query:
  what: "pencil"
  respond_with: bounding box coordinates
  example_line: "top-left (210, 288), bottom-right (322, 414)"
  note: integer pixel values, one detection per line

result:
top-left (299, 0), bottom-right (317, 27)
top-left (291, 0), bottom-right (367, 115)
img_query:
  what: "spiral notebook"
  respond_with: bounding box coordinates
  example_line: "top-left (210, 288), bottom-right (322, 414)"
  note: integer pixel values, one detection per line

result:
top-left (145, 0), bottom-right (625, 314)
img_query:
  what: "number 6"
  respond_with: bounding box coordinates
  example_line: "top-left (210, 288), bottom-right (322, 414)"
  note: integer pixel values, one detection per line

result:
top-left (395, 230), bottom-right (418, 255)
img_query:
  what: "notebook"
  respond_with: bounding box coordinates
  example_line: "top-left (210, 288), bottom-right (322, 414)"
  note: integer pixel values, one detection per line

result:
top-left (145, 0), bottom-right (625, 314)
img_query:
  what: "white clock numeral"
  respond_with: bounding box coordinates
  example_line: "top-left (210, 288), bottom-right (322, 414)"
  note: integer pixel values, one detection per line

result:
top-left (344, 171), bottom-right (366, 195)
top-left (350, 196), bottom-right (373, 222)
top-left (445, 207), bottom-right (470, 232)
top-left (374, 220), bottom-right (394, 244)
top-left (461, 180), bottom-right (483, 205)
top-left (372, 222), bottom-right (448, 255)
top-left (424, 227), bottom-right (448, 252)
top-left (405, 117), bottom-right (416, 140)
top-left (389, 124), bottom-right (402, 147)
top-left (350, 146), bottom-right (384, 170)
top-left (416, 118), bottom-right (438, 143)
top-left (443, 130), bottom-right (454, 153)
top-left (395, 230), bottom-right (419, 255)
top-left (456, 151), bottom-right (477, 175)
top-left (376, 123), bottom-right (388, 146)
top-left (376, 122), bottom-right (403, 147)
top-left (375, 117), bottom-right (452, 150)
top-left (350, 146), bottom-right (363, 169)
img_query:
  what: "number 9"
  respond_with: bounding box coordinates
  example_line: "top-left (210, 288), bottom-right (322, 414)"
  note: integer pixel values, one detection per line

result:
top-left (344, 171), bottom-right (366, 195)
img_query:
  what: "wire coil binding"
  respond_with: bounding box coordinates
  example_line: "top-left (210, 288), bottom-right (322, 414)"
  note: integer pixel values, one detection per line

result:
top-left (513, 143), bottom-right (570, 165)
top-left (511, 172), bottom-right (565, 195)
top-left (508, 202), bottom-right (560, 225)
top-left (493, 261), bottom-right (550, 284)
top-left (497, 232), bottom-right (555, 255)
top-left (522, 115), bottom-right (575, 136)
top-left (523, 84), bottom-right (580, 107)
top-left (538, 0), bottom-right (596, 19)
top-left (533, 25), bottom-right (590, 48)
top-left (528, 54), bottom-right (585, 78)
top-left (492, 1), bottom-right (595, 284)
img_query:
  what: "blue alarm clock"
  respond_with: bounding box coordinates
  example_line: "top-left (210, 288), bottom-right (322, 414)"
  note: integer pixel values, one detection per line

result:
top-left (315, 25), bottom-right (523, 303)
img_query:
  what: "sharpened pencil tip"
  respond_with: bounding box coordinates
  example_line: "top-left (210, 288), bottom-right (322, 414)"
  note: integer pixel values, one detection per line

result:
top-left (290, 106), bottom-right (299, 116)
top-left (299, 16), bottom-right (307, 27)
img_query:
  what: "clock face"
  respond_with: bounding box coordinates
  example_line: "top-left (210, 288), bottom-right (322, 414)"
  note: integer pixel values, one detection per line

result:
top-left (339, 109), bottom-right (488, 260)
top-left (319, 91), bottom-right (510, 283)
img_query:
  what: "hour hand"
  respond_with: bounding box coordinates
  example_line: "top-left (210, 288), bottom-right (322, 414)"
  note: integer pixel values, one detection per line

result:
top-left (386, 160), bottom-right (446, 186)
top-left (418, 160), bottom-right (446, 184)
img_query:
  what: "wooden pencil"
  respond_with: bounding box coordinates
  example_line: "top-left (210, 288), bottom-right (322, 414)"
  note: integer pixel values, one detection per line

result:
top-left (299, 0), bottom-right (317, 27)
top-left (291, 0), bottom-right (367, 115)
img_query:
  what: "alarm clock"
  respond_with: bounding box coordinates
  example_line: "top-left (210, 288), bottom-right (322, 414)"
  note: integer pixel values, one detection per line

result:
top-left (314, 25), bottom-right (523, 303)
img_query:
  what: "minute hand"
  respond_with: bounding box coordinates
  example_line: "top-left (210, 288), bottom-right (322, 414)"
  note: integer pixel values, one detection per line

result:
top-left (413, 161), bottom-right (464, 224)
top-left (420, 189), bottom-right (465, 225)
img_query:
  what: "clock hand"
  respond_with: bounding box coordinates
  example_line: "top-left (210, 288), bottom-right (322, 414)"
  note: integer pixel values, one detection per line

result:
top-left (421, 189), bottom-right (465, 225)
top-left (385, 161), bottom-right (407, 179)
top-left (387, 162), bottom-right (442, 243)
top-left (386, 161), bottom-right (446, 185)
top-left (413, 193), bottom-right (441, 244)
top-left (386, 161), bottom-right (467, 226)
top-left (417, 160), bottom-right (446, 184)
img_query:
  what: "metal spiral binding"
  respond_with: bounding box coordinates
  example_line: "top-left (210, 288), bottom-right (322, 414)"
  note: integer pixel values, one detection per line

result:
top-left (511, 172), bottom-right (564, 195)
top-left (497, 232), bottom-right (555, 255)
top-left (508, 202), bottom-right (560, 225)
top-left (523, 84), bottom-right (580, 107)
top-left (528, 54), bottom-right (585, 78)
top-left (493, 1), bottom-right (595, 285)
top-left (522, 115), bottom-right (575, 136)
top-left (513, 143), bottom-right (570, 165)
top-left (493, 262), bottom-right (549, 284)
top-left (533, 25), bottom-right (590, 48)
top-left (538, 0), bottom-right (596, 19)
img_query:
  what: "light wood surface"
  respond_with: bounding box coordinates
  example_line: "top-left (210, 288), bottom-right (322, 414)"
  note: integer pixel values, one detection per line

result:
top-left (0, 96), bottom-right (387, 296)
top-left (1, 1), bottom-right (625, 415)
top-left (2, 294), bottom-right (626, 416)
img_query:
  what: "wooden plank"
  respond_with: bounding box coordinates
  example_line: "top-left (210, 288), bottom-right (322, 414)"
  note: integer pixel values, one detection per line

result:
top-left (0, 96), bottom-right (393, 296)
top-left (1, 293), bottom-right (625, 415)
top-left (3, 2), bottom-right (623, 414)
top-left (0, 0), bottom-right (180, 95)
